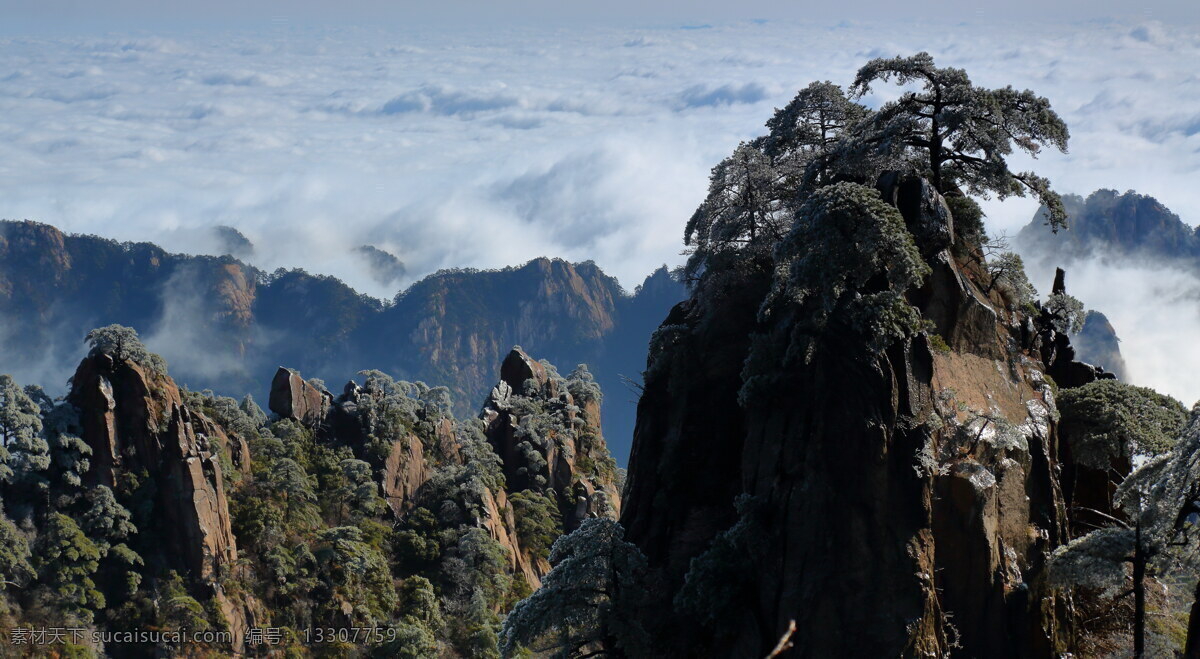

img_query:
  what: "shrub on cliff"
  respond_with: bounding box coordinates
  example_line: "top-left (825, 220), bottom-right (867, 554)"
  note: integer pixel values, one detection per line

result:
top-left (510, 490), bottom-right (563, 561)
top-left (501, 519), bottom-right (650, 658)
top-left (764, 181), bottom-right (930, 356)
top-left (84, 324), bottom-right (167, 375)
top-left (1059, 380), bottom-right (1186, 470)
top-left (1046, 290), bottom-right (1087, 334)
top-left (1050, 405), bottom-right (1200, 657)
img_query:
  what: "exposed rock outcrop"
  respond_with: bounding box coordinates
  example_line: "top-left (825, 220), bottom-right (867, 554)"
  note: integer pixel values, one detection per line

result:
top-left (620, 179), bottom-right (1104, 657)
top-left (280, 349), bottom-right (620, 590)
top-left (381, 434), bottom-right (430, 516)
top-left (878, 172), bottom-right (955, 257)
top-left (482, 347), bottom-right (622, 532)
top-left (68, 352), bottom-right (252, 652)
top-left (500, 347), bottom-right (550, 394)
top-left (268, 366), bottom-right (331, 427)
top-left (481, 486), bottom-right (544, 589)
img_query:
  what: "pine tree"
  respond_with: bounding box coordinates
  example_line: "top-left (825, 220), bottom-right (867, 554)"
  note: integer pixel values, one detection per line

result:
top-left (849, 52), bottom-right (1070, 229)
top-left (34, 513), bottom-right (105, 622)
top-left (501, 519), bottom-right (650, 658)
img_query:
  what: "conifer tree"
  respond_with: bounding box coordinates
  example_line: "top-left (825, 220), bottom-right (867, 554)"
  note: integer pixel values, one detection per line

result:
top-left (849, 52), bottom-right (1071, 229)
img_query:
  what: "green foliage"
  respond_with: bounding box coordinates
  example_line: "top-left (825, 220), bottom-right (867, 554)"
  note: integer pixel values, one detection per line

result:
top-left (239, 393), bottom-right (269, 427)
top-left (509, 490), bottom-right (563, 561)
top-left (928, 333), bottom-right (951, 354)
top-left (767, 182), bottom-right (931, 356)
top-left (34, 513), bottom-right (105, 622)
top-left (191, 388), bottom-right (265, 441)
top-left (375, 620), bottom-right (440, 659)
top-left (96, 542), bottom-right (143, 600)
top-left (266, 458), bottom-right (321, 527)
top-left (675, 495), bottom-right (766, 634)
top-left (684, 141), bottom-right (789, 282)
top-left (1115, 408), bottom-right (1200, 597)
top-left (946, 194), bottom-right (987, 250)
top-left (849, 52), bottom-right (1070, 229)
top-left (565, 364), bottom-right (602, 406)
top-left (0, 375), bottom-right (42, 446)
top-left (48, 432), bottom-right (92, 498)
top-left (443, 527), bottom-right (513, 610)
top-left (7, 418), bottom-right (50, 498)
top-left (80, 485), bottom-right (136, 551)
top-left (1050, 408), bottom-right (1200, 655)
top-left (0, 374), bottom-right (43, 484)
top-left (762, 80), bottom-right (868, 189)
top-left (353, 370), bottom-right (456, 466)
top-left (25, 384), bottom-right (92, 507)
top-left (84, 324), bottom-right (167, 375)
top-left (398, 575), bottom-right (445, 632)
top-left (336, 458), bottom-right (387, 521)
top-left (986, 251), bottom-right (1038, 308)
top-left (0, 506), bottom-right (35, 589)
top-left (1048, 526), bottom-right (1135, 596)
top-left (394, 507), bottom-right (443, 569)
top-left (1046, 291), bottom-right (1087, 334)
top-left (0, 306), bottom-right (618, 657)
top-left (501, 519), bottom-right (650, 658)
top-left (1058, 380), bottom-right (1188, 470)
top-left (153, 571), bottom-right (217, 654)
top-left (313, 525), bottom-right (398, 627)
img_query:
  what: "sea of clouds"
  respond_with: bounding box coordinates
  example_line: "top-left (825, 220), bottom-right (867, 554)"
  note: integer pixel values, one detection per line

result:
top-left (1, 19), bottom-right (1199, 401)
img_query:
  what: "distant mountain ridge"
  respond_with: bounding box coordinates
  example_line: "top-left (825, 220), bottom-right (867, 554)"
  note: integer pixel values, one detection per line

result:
top-left (0, 220), bottom-right (685, 463)
top-left (1012, 188), bottom-right (1199, 382)
top-left (1016, 188), bottom-right (1200, 263)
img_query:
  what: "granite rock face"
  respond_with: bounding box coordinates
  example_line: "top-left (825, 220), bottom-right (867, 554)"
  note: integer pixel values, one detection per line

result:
top-left (280, 346), bottom-right (620, 590)
top-left (620, 179), bottom-right (1106, 657)
top-left (482, 347), bottom-right (623, 532)
top-left (381, 433), bottom-right (430, 517)
top-left (268, 366), bottom-right (331, 428)
top-left (878, 172), bottom-right (956, 257)
top-left (68, 352), bottom-right (252, 652)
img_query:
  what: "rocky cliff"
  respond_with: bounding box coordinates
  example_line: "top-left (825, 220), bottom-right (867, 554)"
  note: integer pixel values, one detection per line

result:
top-left (620, 176), bottom-right (1112, 657)
top-left (0, 323), bottom-right (623, 655)
top-left (67, 349), bottom-right (254, 652)
top-left (269, 345), bottom-right (621, 589)
top-left (0, 220), bottom-right (685, 462)
top-left (480, 347), bottom-right (622, 532)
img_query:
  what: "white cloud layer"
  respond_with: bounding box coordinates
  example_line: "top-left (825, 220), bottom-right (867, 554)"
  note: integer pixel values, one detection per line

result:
top-left (1, 19), bottom-right (1199, 401)
top-left (1022, 254), bottom-right (1200, 408)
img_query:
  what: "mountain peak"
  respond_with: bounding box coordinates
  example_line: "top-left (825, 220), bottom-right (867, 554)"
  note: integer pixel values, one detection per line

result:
top-left (1017, 188), bottom-right (1198, 262)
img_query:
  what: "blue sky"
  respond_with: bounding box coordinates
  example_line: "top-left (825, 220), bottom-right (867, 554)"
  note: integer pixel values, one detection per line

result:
top-left (1, 9), bottom-right (1199, 402)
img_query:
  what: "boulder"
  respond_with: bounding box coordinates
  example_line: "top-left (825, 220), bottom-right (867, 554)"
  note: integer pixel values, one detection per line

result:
top-left (877, 172), bottom-right (955, 257)
top-left (499, 347), bottom-right (548, 393)
top-left (269, 366), bottom-right (331, 427)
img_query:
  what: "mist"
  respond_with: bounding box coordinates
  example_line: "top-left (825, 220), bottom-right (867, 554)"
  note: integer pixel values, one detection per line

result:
top-left (1, 19), bottom-right (1199, 298)
top-left (1020, 250), bottom-right (1200, 406)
